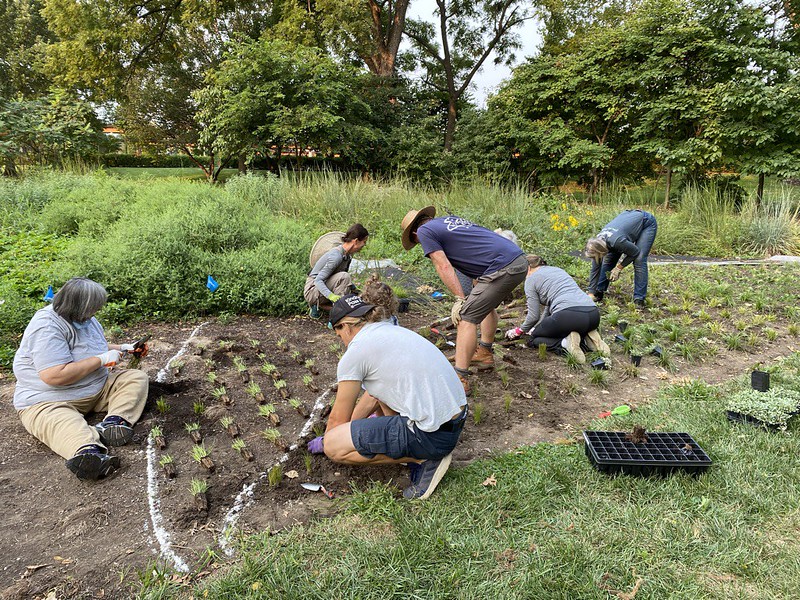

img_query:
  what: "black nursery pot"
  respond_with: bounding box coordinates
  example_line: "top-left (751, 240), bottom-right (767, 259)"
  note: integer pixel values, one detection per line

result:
top-left (591, 357), bottom-right (609, 370)
top-left (650, 345), bottom-right (664, 358)
top-left (614, 334), bottom-right (627, 344)
top-left (619, 321), bottom-right (628, 333)
top-left (631, 355), bottom-right (642, 367)
top-left (398, 298), bottom-right (410, 313)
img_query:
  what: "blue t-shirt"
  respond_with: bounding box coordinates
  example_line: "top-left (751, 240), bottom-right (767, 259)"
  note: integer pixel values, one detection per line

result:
top-left (417, 216), bottom-right (523, 279)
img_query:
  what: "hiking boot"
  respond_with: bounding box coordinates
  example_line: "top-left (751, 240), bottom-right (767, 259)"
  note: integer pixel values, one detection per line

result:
top-left (585, 330), bottom-right (611, 356)
top-left (66, 445), bottom-right (120, 481)
top-left (457, 372), bottom-right (472, 396)
top-left (633, 298), bottom-right (646, 309)
top-left (403, 454), bottom-right (453, 500)
top-left (561, 332), bottom-right (585, 364)
top-left (471, 345), bottom-right (495, 371)
top-left (95, 415), bottom-right (134, 447)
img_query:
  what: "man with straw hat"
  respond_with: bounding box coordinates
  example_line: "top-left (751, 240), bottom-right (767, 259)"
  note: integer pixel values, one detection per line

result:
top-left (400, 207), bottom-right (527, 394)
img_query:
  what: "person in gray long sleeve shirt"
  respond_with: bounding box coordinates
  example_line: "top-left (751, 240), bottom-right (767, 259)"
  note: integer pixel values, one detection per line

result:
top-left (585, 209), bottom-right (658, 307)
top-left (505, 256), bottom-right (610, 364)
top-left (304, 224), bottom-right (369, 315)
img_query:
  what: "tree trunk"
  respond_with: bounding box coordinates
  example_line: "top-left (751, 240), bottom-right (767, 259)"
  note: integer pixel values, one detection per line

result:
top-left (756, 173), bottom-right (765, 207)
top-left (664, 167), bottom-right (673, 209)
top-left (238, 154), bottom-right (246, 174)
top-left (444, 97), bottom-right (457, 152)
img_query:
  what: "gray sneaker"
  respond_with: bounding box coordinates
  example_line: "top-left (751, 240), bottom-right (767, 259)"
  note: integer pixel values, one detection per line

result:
top-left (402, 454), bottom-right (453, 500)
top-left (66, 446), bottom-right (120, 480)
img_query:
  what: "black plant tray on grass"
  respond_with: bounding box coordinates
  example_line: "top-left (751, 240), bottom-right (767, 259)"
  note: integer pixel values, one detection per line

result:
top-left (726, 409), bottom-right (800, 431)
top-left (583, 431), bottom-right (712, 477)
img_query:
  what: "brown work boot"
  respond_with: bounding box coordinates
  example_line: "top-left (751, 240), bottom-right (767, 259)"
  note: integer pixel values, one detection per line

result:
top-left (471, 345), bottom-right (495, 371)
top-left (458, 374), bottom-right (472, 396)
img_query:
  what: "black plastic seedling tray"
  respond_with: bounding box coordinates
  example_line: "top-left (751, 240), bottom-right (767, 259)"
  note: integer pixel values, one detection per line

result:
top-left (583, 431), bottom-right (712, 477)
top-left (726, 408), bottom-right (800, 431)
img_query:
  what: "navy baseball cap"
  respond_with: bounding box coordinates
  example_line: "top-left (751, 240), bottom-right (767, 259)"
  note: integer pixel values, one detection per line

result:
top-left (328, 294), bottom-right (375, 327)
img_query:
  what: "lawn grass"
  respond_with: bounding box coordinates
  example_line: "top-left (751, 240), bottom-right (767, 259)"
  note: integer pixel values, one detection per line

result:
top-left (137, 369), bottom-right (800, 599)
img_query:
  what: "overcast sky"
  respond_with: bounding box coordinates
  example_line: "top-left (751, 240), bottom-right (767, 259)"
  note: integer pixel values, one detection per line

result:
top-left (405, 0), bottom-right (544, 106)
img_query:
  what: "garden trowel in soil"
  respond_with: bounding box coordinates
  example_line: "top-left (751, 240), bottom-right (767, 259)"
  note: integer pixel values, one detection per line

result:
top-left (301, 482), bottom-right (335, 499)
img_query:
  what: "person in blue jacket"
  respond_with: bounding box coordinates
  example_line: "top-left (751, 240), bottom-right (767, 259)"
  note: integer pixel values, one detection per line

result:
top-left (585, 209), bottom-right (658, 307)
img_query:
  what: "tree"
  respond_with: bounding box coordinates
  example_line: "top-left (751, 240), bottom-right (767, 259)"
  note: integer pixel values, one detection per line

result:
top-left (194, 38), bottom-right (375, 177)
top-left (405, 0), bottom-right (533, 151)
top-left (0, 0), bottom-right (55, 98)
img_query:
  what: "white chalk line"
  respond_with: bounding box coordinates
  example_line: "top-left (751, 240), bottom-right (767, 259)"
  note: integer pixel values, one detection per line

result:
top-left (146, 321), bottom-right (209, 571)
top-left (218, 386), bottom-right (333, 555)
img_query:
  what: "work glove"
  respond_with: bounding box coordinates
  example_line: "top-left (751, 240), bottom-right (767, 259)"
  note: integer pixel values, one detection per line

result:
top-left (120, 343), bottom-right (135, 353)
top-left (607, 265), bottom-right (623, 282)
top-left (328, 294), bottom-right (341, 303)
top-left (121, 342), bottom-right (149, 357)
top-left (451, 297), bottom-right (465, 326)
top-left (308, 436), bottom-right (325, 454)
top-left (505, 327), bottom-right (524, 341)
top-left (96, 349), bottom-right (123, 367)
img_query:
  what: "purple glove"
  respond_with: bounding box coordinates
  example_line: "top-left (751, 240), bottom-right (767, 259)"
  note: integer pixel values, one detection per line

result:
top-left (308, 436), bottom-right (325, 454)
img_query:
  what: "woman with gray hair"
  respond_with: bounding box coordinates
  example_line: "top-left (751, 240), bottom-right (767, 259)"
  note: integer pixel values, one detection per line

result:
top-left (585, 209), bottom-right (658, 307)
top-left (13, 277), bottom-right (149, 480)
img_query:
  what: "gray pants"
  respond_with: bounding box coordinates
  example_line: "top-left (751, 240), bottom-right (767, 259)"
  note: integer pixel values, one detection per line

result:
top-left (304, 272), bottom-right (353, 306)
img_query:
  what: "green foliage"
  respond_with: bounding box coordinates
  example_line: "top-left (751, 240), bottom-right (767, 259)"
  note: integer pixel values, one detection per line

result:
top-left (726, 387), bottom-right (800, 428)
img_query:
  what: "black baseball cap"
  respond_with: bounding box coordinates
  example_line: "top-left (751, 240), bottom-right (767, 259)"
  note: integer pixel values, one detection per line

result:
top-left (328, 294), bottom-right (375, 327)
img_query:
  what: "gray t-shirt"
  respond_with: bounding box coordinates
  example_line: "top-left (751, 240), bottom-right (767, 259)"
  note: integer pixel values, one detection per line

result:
top-left (13, 306), bottom-right (109, 410)
top-left (336, 321), bottom-right (466, 432)
top-left (520, 266), bottom-right (596, 332)
top-left (308, 245), bottom-right (351, 299)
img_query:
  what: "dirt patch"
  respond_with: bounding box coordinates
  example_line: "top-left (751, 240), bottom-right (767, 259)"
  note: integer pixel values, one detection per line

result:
top-left (0, 298), bottom-right (792, 599)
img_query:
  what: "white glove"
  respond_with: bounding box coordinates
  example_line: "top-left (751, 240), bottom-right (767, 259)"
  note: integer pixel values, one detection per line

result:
top-left (608, 265), bottom-right (623, 282)
top-left (96, 350), bottom-right (123, 367)
top-left (505, 327), bottom-right (523, 340)
top-left (451, 297), bottom-right (465, 326)
top-left (120, 343), bottom-right (135, 353)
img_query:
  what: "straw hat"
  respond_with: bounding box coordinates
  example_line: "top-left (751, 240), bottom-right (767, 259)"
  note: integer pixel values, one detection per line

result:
top-left (400, 206), bottom-right (436, 250)
top-left (309, 231), bottom-right (345, 267)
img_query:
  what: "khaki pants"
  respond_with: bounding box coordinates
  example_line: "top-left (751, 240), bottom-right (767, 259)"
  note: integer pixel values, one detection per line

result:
top-left (304, 272), bottom-right (353, 306)
top-left (18, 369), bottom-right (149, 459)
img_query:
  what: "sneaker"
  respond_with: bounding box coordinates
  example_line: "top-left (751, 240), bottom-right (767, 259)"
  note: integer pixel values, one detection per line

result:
top-left (585, 330), bottom-right (611, 356)
top-left (65, 445), bottom-right (120, 480)
top-left (309, 305), bottom-right (322, 319)
top-left (95, 416), bottom-right (134, 447)
top-left (561, 332), bottom-right (585, 364)
top-left (402, 454), bottom-right (453, 499)
top-left (633, 298), bottom-right (646, 309)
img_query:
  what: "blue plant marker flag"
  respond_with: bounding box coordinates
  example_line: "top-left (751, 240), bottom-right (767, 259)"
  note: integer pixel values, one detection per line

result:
top-left (206, 275), bottom-right (219, 293)
top-left (44, 285), bottom-right (54, 302)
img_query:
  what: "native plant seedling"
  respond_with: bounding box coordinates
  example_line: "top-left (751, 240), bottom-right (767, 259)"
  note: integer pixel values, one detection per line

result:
top-left (302, 374), bottom-right (320, 392)
top-left (273, 379), bottom-right (290, 399)
top-left (472, 402), bottom-right (484, 425)
top-left (589, 368), bottom-right (608, 388)
top-left (304, 359), bottom-right (319, 375)
top-left (260, 361), bottom-right (277, 376)
top-left (765, 328), bottom-right (778, 342)
top-left (328, 342), bottom-right (342, 354)
top-left (564, 382), bottom-right (581, 397)
top-left (150, 426), bottom-right (167, 450)
top-left (185, 422), bottom-right (202, 444)
top-left (233, 356), bottom-right (250, 383)
top-left (708, 322), bottom-right (724, 336)
top-left (724, 332), bottom-right (745, 351)
top-left (303, 452), bottom-right (313, 475)
top-left (206, 371), bottom-right (218, 385)
top-left (277, 337), bottom-right (288, 352)
top-left (291, 350), bottom-right (304, 365)
top-left (193, 400), bottom-right (206, 416)
top-left (289, 398), bottom-right (310, 418)
top-left (232, 438), bottom-right (254, 461)
top-left (498, 368), bottom-right (509, 389)
top-left (789, 324), bottom-right (800, 337)
top-left (218, 339), bottom-right (234, 352)
top-left (191, 443), bottom-right (215, 472)
top-left (203, 358), bottom-right (215, 372)
top-left (250, 339), bottom-right (261, 350)
top-left (538, 343), bottom-right (547, 360)
top-left (262, 428), bottom-right (289, 451)
top-left (246, 381), bottom-right (266, 404)
top-left (268, 464), bottom-right (283, 487)
top-left (189, 478), bottom-right (209, 512)
top-left (622, 363), bottom-right (640, 379)
top-left (220, 416), bottom-right (239, 438)
top-left (313, 423), bottom-right (325, 438)
top-left (155, 396), bottom-right (170, 414)
top-left (538, 381), bottom-right (547, 400)
top-left (503, 393), bottom-right (513, 413)
top-left (258, 403), bottom-right (281, 426)
top-left (565, 352), bottom-right (581, 371)
top-left (212, 385), bottom-right (232, 406)
top-left (159, 454), bottom-right (176, 479)
top-left (170, 358), bottom-right (185, 376)
top-left (726, 387), bottom-right (800, 429)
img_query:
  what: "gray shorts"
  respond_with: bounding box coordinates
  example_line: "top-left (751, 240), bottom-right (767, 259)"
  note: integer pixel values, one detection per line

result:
top-left (461, 254), bottom-right (527, 324)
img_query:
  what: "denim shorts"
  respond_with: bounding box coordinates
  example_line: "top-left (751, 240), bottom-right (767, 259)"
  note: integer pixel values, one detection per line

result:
top-left (350, 407), bottom-right (467, 460)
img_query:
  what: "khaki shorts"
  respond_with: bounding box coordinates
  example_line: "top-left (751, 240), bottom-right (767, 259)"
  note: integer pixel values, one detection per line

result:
top-left (461, 254), bottom-right (527, 324)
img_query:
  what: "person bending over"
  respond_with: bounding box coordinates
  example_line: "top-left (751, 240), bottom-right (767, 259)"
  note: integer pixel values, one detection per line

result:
top-left (585, 209), bottom-right (658, 307)
top-left (505, 256), bottom-right (610, 363)
top-left (13, 278), bottom-right (149, 480)
top-left (310, 295), bottom-right (467, 500)
top-left (304, 223), bottom-right (369, 317)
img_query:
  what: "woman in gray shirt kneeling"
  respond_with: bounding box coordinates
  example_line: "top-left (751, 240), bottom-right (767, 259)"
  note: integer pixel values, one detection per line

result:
top-left (505, 256), bottom-right (610, 364)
